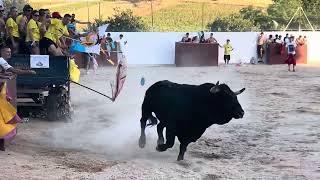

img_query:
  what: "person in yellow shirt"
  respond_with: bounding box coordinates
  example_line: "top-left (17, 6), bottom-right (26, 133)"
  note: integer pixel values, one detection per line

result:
top-left (219, 39), bottom-right (234, 65)
top-left (16, 5), bottom-right (32, 37)
top-left (5, 7), bottom-right (19, 54)
top-left (16, 4), bottom-right (33, 54)
top-left (39, 13), bottom-right (71, 56)
top-left (26, 10), bottom-right (40, 54)
top-left (38, 9), bottom-right (48, 38)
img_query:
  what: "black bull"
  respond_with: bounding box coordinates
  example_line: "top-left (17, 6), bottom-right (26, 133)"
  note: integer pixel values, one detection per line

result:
top-left (138, 80), bottom-right (245, 161)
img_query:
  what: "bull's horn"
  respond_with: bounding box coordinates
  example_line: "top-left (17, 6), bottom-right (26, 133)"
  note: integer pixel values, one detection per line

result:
top-left (234, 88), bottom-right (246, 95)
top-left (216, 81), bottom-right (219, 85)
top-left (210, 86), bottom-right (220, 93)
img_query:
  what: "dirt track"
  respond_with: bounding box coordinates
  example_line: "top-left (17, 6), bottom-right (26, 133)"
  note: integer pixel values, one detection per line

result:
top-left (0, 64), bottom-right (319, 179)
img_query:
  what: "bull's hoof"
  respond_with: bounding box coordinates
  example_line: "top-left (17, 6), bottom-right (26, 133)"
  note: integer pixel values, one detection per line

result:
top-left (138, 136), bottom-right (146, 148)
top-left (177, 155), bottom-right (184, 161)
top-left (156, 144), bottom-right (167, 152)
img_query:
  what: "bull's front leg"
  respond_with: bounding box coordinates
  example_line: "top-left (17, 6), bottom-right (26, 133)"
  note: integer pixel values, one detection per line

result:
top-left (156, 128), bottom-right (175, 152)
top-left (177, 143), bottom-right (189, 161)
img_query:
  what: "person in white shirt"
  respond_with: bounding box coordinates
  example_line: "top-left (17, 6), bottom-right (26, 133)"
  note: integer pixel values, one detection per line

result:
top-left (0, 46), bottom-right (35, 151)
top-left (275, 35), bottom-right (283, 44)
top-left (114, 34), bottom-right (128, 64)
top-left (117, 34), bottom-right (127, 52)
top-left (285, 36), bottom-right (297, 72)
top-left (0, 46), bottom-right (36, 74)
top-left (283, 34), bottom-right (290, 46)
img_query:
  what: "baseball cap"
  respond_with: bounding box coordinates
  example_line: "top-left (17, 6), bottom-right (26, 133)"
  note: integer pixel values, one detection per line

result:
top-left (52, 12), bottom-right (62, 19)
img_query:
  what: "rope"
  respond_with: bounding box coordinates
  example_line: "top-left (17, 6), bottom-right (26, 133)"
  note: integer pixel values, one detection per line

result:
top-left (70, 80), bottom-right (114, 101)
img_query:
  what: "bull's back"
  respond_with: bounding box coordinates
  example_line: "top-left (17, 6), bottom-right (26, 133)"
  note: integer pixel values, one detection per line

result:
top-left (144, 81), bottom-right (198, 119)
top-left (145, 80), bottom-right (196, 101)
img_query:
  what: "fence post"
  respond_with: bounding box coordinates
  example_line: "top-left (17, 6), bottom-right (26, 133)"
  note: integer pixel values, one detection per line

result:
top-left (87, 0), bottom-right (89, 23)
top-left (99, 1), bottom-right (101, 20)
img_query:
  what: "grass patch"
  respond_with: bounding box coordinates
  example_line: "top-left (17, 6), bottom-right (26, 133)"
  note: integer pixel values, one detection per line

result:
top-left (28, 0), bottom-right (272, 31)
top-left (142, 3), bottom-right (244, 31)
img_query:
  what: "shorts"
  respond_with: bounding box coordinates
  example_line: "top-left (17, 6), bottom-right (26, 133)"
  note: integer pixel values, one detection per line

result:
top-left (26, 41), bottom-right (39, 53)
top-left (224, 55), bottom-right (230, 61)
top-left (285, 54), bottom-right (296, 65)
top-left (39, 37), bottom-right (57, 55)
top-left (257, 45), bottom-right (264, 57)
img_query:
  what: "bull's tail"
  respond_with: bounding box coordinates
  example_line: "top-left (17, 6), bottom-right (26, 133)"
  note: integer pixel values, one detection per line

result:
top-left (141, 90), bottom-right (158, 127)
top-left (139, 83), bottom-right (160, 148)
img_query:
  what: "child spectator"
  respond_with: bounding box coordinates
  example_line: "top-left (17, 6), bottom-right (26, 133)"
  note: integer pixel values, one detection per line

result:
top-left (220, 39), bottom-right (233, 65)
top-left (285, 36), bottom-right (297, 72)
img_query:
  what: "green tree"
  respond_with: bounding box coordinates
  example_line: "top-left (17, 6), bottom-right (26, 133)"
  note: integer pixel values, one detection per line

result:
top-left (239, 6), bottom-right (274, 31)
top-left (3, 0), bottom-right (27, 12)
top-left (267, 0), bottom-right (302, 30)
top-left (301, 0), bottom-right (320, 29)
top-left (85, 8), bottom-right (147, 32)
top-left (207, 0), bottom-right (320, 32)
top-left (266, 0), bottom-right (320, 30)
top-left (207, 14), bottom-right (259, 32)
top-left (105, 8), bottom-right (147, 32)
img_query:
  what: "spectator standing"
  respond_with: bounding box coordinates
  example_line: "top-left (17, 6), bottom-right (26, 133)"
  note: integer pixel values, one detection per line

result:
top-left (26, 10), bottom-right (40, 54)
top-left (219, 39), bottom-right (233, 65)
top-left (181, 33), bottom-right (191, 42)
top-left (206, 33), bottom-right (218, 43)
top-left (283, 33), bottom-right (290, 46)
top-left (199, 31), bottom-right (206, 43)
top-left (5, 7), bottom-right (20, 54)
top-left (256, 32), bottom-right (265, 63)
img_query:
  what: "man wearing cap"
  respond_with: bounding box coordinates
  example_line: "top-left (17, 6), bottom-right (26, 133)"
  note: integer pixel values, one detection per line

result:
top-left (39, 13), bottom-right (71, 56)
top-left (0, 5), bottom-right (5, 47)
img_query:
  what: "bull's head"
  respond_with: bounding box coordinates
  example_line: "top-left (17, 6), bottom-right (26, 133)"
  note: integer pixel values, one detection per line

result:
top-left (210, 84), bottom-right (245, 119)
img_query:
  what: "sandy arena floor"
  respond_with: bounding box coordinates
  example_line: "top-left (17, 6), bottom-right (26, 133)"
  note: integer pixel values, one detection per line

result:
top-left (0, 64), bottom-right (320, 180)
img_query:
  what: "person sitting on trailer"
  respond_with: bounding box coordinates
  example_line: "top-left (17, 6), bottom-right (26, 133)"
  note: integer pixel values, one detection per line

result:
top-left (0, 45), bottom-right (36, 151)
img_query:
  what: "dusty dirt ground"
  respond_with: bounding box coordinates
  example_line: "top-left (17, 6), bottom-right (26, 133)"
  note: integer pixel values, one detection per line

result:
top-left (0, 64), bottom-right (320, 180)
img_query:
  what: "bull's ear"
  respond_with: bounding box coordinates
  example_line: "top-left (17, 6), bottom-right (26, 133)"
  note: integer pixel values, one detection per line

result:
top-left (216, 81), bottom-right (219, 85)
top-left (234, 88), bottom-right (245, 95)
top-left (210, 86), bottom-right (220, 94)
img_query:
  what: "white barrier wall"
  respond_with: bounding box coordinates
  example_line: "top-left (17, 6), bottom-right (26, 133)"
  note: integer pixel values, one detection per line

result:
top-left (106, 32), bottom-right (320, 65)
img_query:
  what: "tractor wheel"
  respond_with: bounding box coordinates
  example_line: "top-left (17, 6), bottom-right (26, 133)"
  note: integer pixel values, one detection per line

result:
top-left (46, 87), bottom-right (71, 122)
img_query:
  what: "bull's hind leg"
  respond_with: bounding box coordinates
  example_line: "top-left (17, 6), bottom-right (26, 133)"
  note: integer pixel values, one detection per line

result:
top-left (156, 127), bottom-right (175, 152)
top-left (177, 143), bottom-right (189, 161)
top-left (157, 122), bottom-right (165, 145)
top-left (139, 116), bottom-right (148, 148)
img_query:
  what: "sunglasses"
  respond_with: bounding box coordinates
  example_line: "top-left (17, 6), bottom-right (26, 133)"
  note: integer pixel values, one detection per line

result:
top-left (34, 14), bottom-right (39, 17)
